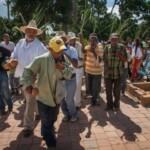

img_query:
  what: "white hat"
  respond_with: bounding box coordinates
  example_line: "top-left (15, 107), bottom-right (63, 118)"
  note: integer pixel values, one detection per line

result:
top-left (55, 31), bottom-right (71, 42)
top-left (20, 20), bottom-right (43, 36)
top-left (68, 32), bottom-right (76, 40)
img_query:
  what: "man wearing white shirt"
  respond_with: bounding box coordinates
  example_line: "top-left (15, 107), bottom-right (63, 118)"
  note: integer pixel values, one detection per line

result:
top-left (11, 20), bottom-right (47, 137)
top-left (0, 34), bottom-right (15, 52)
top-left (68, 32), bottom-right (84, 109)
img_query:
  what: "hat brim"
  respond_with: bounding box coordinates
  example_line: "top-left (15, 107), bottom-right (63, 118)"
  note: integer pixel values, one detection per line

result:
top-left (52, 45), bottom-right (66, 52)
top-left (110, 36), bottom-right (118, 39)
top-left (58, 35), bottom-right (70, 42)
top-left (20, 26), bottom-right (43, 36)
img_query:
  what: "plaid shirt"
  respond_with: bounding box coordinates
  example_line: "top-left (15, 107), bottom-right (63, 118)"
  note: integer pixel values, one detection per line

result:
top-left (104, 43), bottom-right (127, 79)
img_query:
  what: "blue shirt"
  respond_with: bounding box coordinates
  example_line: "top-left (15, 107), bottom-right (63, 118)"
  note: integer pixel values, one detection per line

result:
top-left (65, 44), bottom-right (78, 62)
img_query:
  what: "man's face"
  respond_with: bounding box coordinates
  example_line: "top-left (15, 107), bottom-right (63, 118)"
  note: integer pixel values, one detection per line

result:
top-left (3, 36), bottom-right (10, 43)
top-left (51, 49), bottom-right (64, 59)
top-left (61, 36), bottom-right (67, 44)
top-left (69, 39), bottom-right (76, 46)
top-left (25, 28), bottom-right (37, 41)
top-left (89, 36), bottom-right (97, 47)
top-left (111, 38), bottom-right (118, 46)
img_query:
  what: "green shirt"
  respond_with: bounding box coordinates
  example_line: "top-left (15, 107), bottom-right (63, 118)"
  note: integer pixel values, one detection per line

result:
top-left (104, 43), bottom-right (127, 79)
top-left (21, 52), bottom-right (73, 107)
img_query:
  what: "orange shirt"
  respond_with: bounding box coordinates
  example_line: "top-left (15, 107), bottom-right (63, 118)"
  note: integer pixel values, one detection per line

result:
top-left (85, 44), bottom-right (103, 75)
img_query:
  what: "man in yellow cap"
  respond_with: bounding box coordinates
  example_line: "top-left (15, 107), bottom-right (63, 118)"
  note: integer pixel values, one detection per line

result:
top-left (21, 36), bottom-right (73, 150)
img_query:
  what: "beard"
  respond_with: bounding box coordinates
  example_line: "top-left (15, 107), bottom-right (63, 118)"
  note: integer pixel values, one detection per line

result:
top-left (25, 35), bottom-right (35, 41)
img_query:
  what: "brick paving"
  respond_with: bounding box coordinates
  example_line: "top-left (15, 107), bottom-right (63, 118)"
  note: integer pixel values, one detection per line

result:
top-left (1, 82), bottom-right (150, 150)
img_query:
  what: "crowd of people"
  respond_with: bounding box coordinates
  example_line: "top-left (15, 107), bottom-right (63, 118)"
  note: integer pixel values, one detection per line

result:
top-left (0, 20), bottom-right (150, 150)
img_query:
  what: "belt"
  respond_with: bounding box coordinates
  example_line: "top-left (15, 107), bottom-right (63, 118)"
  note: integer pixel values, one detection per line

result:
top-left (77, 65), bottom-right (84, 69)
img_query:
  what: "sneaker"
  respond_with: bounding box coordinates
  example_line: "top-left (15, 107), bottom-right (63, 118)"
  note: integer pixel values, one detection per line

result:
top-left (0, 109), bottom-right (7, 116)
top-left (62, 115), bottom-right (70, 122)
top-left (105, 107), bottom-right (114, 111)
top-left (114, 107), bottom-right (120, 111)
top-left (70, 116), bottom-right (78, 122)
top-left (91, 100), bottom-right (100, 106)
top-left (8, 105), bottom-right (13, 112)
top-left (48, 146), bottom-right (57, 150)
top-left (35, 114), bottom-right (40, 121)
top-left (76, 106), bottom-right (80, 110)
top-left (23, 129), bottom-right (33, 138)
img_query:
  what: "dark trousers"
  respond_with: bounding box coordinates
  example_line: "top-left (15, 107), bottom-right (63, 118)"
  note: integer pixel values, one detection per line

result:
top-left (87, 73), bottom-right (102, 103)
top-left (37, 101), bottom-right (59, 147)
top-left (104, 77), bottom-right (122, 108)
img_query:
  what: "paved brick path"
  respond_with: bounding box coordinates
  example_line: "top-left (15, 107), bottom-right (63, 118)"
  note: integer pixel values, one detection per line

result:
top-left (1, 83), bottom-right (150, 150)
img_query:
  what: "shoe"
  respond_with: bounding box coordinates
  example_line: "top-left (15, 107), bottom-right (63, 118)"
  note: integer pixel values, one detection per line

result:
top-left (8, 105), bottom-right (13, 112)
top-left (76, 106), bottom-right (80, 110)
top-left (48, 146), bottom-right (57, 150)
top-left (91, 100), bottom-right (100, 106)
top-left (83, 94), bottom-right (92, 99)
top-left (114, 107), bottom-right (120, 111)
top-left (105, 107), bottom-right (114, 111)
top-left (62, 115), bottom-right (70, 122)
top-left (23, 129), bottom-right (33, 137)
top-left (0, 109), bottom-right (7, 115)
top-left (35, 114), bottom-right (40, 121)
top-left (10, 90), bottom-right (15, 96)
top-left (70, 116), bottom-right (78, 122)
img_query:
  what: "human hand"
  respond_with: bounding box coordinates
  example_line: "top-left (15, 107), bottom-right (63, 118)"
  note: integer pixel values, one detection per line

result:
top-left (9, 59), bottom-right (18, 68)
top-left (25, 85), bottom-right (33, 94)
top-left (32, 88), bottom-right (39, 96)
top-left (56, 62), bottom-right (65, 71)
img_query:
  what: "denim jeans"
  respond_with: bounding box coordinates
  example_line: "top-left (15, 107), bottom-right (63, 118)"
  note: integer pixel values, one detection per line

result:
top-left (61, 77), bottom-right (77, 117)
top-left (87, 73), bottom-right (102, 103)
top-left (0, 71), bottom-right (13, 110)
top-left (37, 101), bottom-right (59, 147)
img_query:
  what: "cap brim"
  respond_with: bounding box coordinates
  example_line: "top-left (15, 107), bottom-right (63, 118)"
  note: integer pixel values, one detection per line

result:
top-left (110, 36), bottom-right (118, 39)
top-left (59, 45), bottom-right (66, 51)
top-left (20, 26), bottom-right (43, 36)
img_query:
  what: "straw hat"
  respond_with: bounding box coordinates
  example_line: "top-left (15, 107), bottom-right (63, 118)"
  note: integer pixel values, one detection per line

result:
top-left (20, 20), bottom-right (43, 36)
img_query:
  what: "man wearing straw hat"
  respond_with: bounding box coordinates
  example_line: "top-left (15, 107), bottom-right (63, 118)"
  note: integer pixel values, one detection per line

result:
top-left (21, 36), bottom-right (73, 150)
top-left (11, 20), bottom-right (47, 137)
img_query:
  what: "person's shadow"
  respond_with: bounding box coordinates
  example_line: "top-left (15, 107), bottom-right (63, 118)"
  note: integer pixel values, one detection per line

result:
top-left (86, 96), bottom-right (109, 138)
top-left (86, 94), bottom-right (141, 142)
top-left (3, 130), bottom-right (46, 150)
top-left (109, 110), bottom-right (142, 142)
top-left (56, 109), bottom-right (88, 150)
top-left (120, 94), bottom-right (140, 108)
top-left (0, 112), bottom-right (11, 132)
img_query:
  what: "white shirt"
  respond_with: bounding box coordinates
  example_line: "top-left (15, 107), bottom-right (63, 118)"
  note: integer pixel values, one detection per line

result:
top-left (132, 46), bottom-right (142, 59)
top-left (0, 41), bottom-right (15, 52)
top-left (75, 41), bottom-right (84, 67)
top-left (11, 38), bottom-right (48, 77)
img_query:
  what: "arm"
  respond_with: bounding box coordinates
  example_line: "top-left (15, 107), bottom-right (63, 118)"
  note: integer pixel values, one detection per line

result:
top-left (64, 53), bottom-right (78, 68)
top-left (78, 33), bottom-right (86, 53)
top-left (20, 58), bottom-right (40, 88)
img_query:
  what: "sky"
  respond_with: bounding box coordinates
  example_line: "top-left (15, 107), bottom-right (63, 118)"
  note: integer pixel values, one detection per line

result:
top-left (0, 0), bottom-right (119, 18)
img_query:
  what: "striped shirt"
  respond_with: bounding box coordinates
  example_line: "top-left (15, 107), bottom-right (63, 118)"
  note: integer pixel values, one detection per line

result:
top-left (85, 44), bottom-right (103, 75)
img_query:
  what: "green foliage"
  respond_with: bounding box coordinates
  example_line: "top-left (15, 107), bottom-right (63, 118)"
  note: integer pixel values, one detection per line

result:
top-left (0, 0), bottom-right (149, 43)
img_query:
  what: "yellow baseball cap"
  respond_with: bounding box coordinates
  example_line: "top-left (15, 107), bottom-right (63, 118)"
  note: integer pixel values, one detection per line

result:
top-left (49, 36), bottom-right (66, 52)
